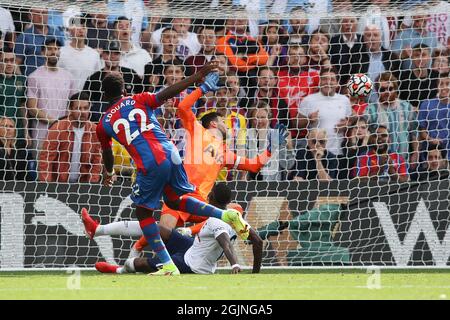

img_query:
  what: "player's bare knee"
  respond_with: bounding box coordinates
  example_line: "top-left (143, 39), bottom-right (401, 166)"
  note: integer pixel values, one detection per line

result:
top-left (160, 214), bottom-right (178, 229)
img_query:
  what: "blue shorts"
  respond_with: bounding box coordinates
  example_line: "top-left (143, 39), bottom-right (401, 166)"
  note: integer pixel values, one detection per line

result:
top-left (146, 230), bottom-right (194, 274)
top-left (131, 157), bottom-right (195, 210)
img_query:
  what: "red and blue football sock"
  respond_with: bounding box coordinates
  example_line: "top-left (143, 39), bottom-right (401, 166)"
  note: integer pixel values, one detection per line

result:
top-left (139, 217), bottom-right (172, 265)
top-left (178, 195), bottom-right (223, 219)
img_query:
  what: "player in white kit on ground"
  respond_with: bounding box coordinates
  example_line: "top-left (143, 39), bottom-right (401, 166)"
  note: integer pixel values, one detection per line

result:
top-left (94, 183), bottom-right (263, 274)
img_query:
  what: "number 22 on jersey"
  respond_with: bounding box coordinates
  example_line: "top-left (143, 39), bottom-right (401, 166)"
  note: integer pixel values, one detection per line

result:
top-left (113, 109), bottom-right (155, 145)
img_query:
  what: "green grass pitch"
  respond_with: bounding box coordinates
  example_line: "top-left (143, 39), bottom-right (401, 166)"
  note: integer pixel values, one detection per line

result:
top-left (1, 269), bottom-right (450, 300)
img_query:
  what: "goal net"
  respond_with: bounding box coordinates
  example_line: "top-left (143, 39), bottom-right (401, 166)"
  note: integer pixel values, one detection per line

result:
top-left (0, 0), bottom-right (449, 270)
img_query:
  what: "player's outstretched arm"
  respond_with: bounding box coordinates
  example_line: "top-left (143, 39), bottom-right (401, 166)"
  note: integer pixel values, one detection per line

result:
top-left (176, 88), bottom-right (203, 132)
top-left (155, 61), bottom-right (219, 103)
top-left (225, 124), bottom-right (290, 174)
top-left (247, 228), bottom-right (263, 274)
top-left (216, 233), bottom-right (241, 274)
top-left (225, 148), bottom-right (271, 174)
top-left (226, 151), bottom-right (270, 174)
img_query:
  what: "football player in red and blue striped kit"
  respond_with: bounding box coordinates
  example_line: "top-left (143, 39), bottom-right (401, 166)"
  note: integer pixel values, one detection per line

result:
top-left (95, 62), bottom-right (250, 275)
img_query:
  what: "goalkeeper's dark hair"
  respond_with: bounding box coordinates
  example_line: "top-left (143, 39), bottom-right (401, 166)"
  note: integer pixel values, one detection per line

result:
top-left (209, 183), bottom-right (232, 209)
top-left (102, 72), bottom-right (125, 101)
top-left (200, 112), bottom-right (220, 129)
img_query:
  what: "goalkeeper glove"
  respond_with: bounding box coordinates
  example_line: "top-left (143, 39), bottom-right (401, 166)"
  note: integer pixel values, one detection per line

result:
top-left (199, 72), bottom-right (220, 94)
top-left (267, 124), bottom-right (289, 154)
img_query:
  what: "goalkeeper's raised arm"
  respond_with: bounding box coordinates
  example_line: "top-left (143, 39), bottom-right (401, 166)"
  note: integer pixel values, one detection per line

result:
top-left (175, 72), bottom-right (221, 131)
top-left (223, 124), bottom-right (290, 175)
top-left (175, 72), bottom-right (290, 175)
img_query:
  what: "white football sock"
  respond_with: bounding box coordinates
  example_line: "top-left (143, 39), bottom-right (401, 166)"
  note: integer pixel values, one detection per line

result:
top-left (116, 267), bottom-right (126, 274)
top-left (124, 258), bottom-right (136, 273)
top-left (95, 221), bottom-right (143, 237)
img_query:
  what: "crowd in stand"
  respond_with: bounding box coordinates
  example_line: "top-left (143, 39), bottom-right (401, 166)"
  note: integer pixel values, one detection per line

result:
top-left (0, 0), bottom-right (449, 184)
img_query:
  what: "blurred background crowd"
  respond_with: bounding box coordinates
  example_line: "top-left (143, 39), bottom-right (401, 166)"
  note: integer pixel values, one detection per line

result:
top-left (0, 0), bottom-right (449, 184)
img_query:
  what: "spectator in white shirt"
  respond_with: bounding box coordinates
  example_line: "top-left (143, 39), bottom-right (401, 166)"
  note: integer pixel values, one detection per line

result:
top-left (357, 0), bottom-right (396, 50)
top-left (114, 16), bottom-right (152, 77)
top-left (0, 7), bottom-right (15, 40)
top-left (298, 69), bottom-right (354, 156)
top-left (58, 15), bottom-right (102, 91)
top-left (151, 18), bottom-right (201, 60)
top-left (145, 27), bottom-right (183, 87)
